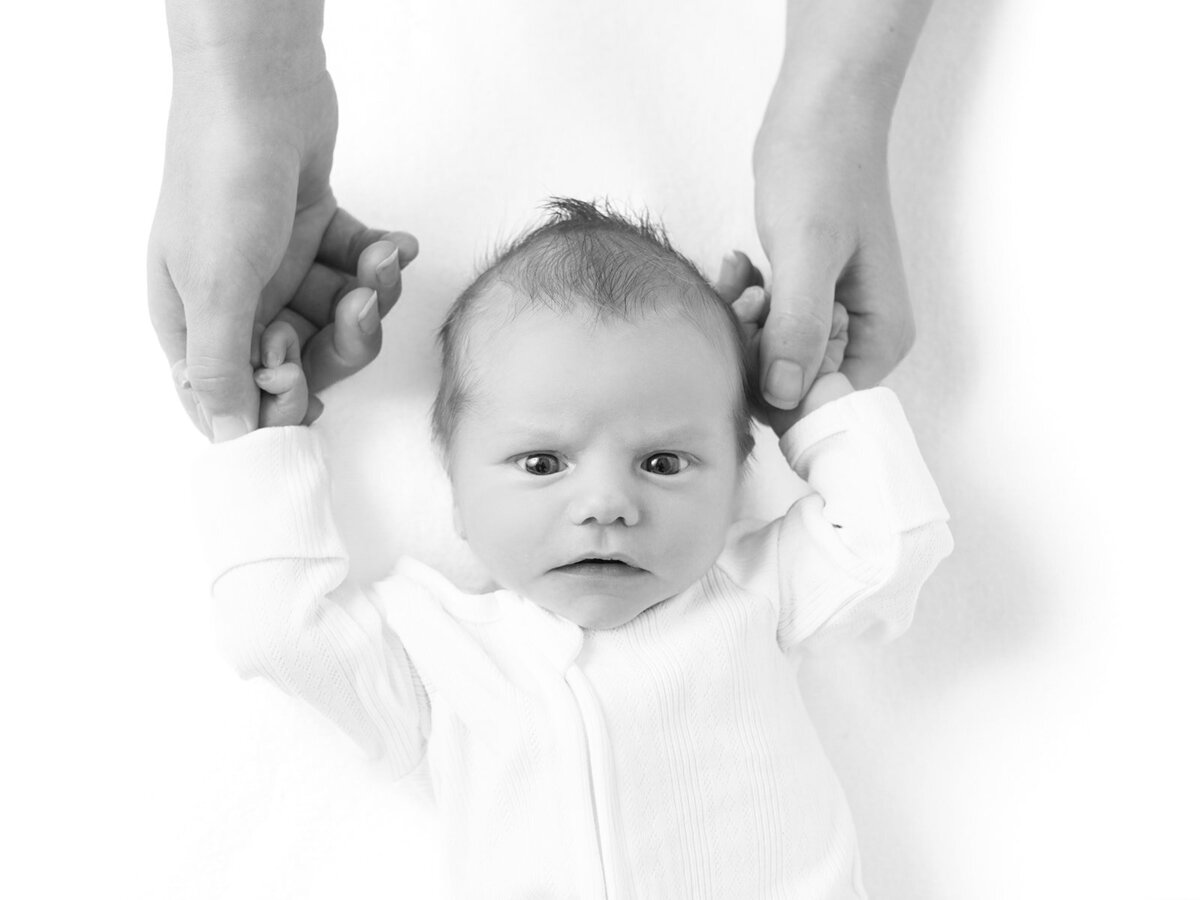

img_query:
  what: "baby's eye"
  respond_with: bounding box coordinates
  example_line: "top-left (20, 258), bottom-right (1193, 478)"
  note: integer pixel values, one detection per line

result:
top-left (519, 454), bottom-right (564, 476)
top-left (642, 453), bottom-right (688, 476)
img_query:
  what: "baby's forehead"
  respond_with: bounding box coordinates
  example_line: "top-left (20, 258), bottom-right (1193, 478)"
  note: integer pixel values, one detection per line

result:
top-left (457, 288), bottom-right (747, 441)
top-left (463, 280), bottom-right (740, 361)
top-left (459, 295), bottom-right (744, 447)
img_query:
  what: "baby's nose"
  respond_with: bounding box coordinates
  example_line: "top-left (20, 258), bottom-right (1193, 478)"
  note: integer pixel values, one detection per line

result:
top-left (568, 477), bottom-right (641, 527)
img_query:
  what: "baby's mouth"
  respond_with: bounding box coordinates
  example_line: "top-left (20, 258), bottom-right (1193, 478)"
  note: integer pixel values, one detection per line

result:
top-left (553, 558), bottom-right (645, 576)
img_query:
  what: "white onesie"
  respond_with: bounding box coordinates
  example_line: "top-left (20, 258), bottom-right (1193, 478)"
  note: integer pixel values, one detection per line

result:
top-left (195, 387), bottom-right (952, 899)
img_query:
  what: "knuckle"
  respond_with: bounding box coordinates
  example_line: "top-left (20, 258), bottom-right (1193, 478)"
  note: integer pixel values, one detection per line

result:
top-left (173, 245), bottom-right (266, 312)
top-left (183, 358), bottom-right (246, 396)
top-left (802, 217), bottom-right (846, 246)
top-left (766, 306), bottom-right (829, 350)
top-left (791, 216), bottom-right (854, 257)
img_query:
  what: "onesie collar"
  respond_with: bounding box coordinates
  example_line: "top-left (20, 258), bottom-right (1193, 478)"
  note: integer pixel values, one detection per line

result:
top-left (503, 591), bottom-right (585, 672)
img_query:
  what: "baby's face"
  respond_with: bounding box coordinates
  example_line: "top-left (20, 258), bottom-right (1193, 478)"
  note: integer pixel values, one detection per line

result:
top-left (447, 300), bottom-right (743, 629)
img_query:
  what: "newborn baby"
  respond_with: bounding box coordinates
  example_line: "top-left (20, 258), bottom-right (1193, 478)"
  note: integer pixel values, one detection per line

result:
top-left (195, 199), bottom-right (952, 898)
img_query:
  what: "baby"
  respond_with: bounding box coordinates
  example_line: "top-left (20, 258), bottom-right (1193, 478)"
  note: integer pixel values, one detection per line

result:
top-left (195, 199), bottom-right (952, 898)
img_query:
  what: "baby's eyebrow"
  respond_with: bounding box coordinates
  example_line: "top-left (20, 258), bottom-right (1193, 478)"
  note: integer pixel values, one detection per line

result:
top-left (481, 424), bottom-right (573, 453)
top-left (491, 421), bottom-right (714, 449)
top-left (491, 422), bottom-right (564, 445)
top-left (637, 425), bottom-right (712, 447)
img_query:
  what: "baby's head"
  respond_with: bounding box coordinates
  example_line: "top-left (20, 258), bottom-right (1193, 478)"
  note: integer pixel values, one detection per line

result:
top-left (432, 199), bottom-right (754, 630)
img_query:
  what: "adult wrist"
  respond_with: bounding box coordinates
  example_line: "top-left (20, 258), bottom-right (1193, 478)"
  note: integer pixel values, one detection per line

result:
top-left (755, 68), bottom-right (893, 172)
top-left (167, 0), bottom-right (328, 98)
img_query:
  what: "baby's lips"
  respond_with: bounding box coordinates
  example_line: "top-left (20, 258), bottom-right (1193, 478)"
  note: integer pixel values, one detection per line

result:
top-left (555, 553), bottom-right (645, 571)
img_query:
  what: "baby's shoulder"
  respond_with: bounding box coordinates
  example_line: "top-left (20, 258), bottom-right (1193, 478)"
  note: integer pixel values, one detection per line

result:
top-left (711, 517), bottom-right (785, 606)
top-left (375, 556), bottom-right (506, 624)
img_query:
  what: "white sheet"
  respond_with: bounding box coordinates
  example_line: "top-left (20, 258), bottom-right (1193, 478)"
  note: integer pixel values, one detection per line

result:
top-left (11, 0), bottom-right (1200, 897)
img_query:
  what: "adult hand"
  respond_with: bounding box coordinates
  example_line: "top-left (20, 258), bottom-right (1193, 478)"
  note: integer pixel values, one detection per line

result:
top-left (147, 36), bottom-right (416, 441)
top-left (714, 254), bottom-right (850, 437)
top-left (747, 0), bottom-right (933, 410)
top-left (751, 121), bottom-right (913, 410)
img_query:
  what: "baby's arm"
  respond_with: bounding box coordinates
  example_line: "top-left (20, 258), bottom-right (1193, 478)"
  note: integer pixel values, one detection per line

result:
top-left (722, 288), bottom-right (951, 650)
top-left (767, 386), bottom-right (952, 650)
top-left (194, 304), bottom-right (428, 777)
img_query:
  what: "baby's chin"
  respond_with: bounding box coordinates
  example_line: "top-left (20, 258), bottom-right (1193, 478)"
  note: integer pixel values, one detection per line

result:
top-left (530, 588), bottom-right (668, 631)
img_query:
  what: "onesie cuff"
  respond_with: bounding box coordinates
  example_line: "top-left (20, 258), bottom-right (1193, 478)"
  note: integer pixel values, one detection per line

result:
top-left (192, 427), bottom-right (345, 584)
top-left (778, 388), bottom-right (862, 456)
top-left (779, 387), bottom-right (950, 534)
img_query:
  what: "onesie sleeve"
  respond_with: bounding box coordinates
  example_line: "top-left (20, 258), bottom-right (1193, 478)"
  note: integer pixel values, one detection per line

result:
top-left (192, 426), bottom-right (429, 779)
top-left (720, 388), bottom-right (952, 652)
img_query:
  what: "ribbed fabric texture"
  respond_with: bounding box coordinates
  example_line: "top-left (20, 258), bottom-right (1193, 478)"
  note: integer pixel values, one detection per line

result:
top-left (194, 387), bottom-right (952, 899)
top-left (194, 428), bottom-right (429, 778)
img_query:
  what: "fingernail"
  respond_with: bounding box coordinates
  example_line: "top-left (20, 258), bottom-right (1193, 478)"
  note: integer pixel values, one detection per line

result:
top-left (376, 245), bottom-right (400, 287)
top-left (211, 414), bottom-right (251, 443)
top-left (358, 291), bottom-right (380, 334)
top-left (396, 233), bottom-right (419, 268)
top-left (254, 368), bottom-right (273, 386)
top-left (265, 348), bottom-right (282, 368)
top-left (764, 360), bottom-right (804, 409)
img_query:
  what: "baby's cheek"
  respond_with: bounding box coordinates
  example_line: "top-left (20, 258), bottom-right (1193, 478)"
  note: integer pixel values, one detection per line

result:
top-left (466, 490), bottom-right (550, 585)
top-left (659, 501), bottom-right (730, 583)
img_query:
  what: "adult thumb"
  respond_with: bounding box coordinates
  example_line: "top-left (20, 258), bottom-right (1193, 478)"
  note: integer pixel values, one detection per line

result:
top-left (183, 290), bottom-right (260, 442)
top-left (759, 253), bottom-right (837, 410)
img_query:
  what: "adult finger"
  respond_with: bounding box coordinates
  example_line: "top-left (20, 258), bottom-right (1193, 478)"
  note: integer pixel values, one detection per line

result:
top-left (758, 246), bottom-right (842, 409)
top-left (302, 287), bottom-right (383, 395)
top-left (317, 207), bottom-right (420, 279)
top-left (281, 262), bottom-right (355, 329)
top-left (356, 233), bottom-right (418, 319)
top-left (286, 231), bottom-right (418, 328)
top-left (837, 255), bottom-right (915, 389)
top-left (298, 226), bottom-right (414, 394)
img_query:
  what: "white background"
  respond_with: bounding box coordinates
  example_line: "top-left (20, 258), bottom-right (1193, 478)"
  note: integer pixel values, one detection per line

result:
top-left (4, 0), bottom-right (1199, 897)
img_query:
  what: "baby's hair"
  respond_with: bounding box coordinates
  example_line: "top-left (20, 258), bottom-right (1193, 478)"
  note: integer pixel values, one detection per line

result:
top-left (431, 198), bottom-right (756, 462)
